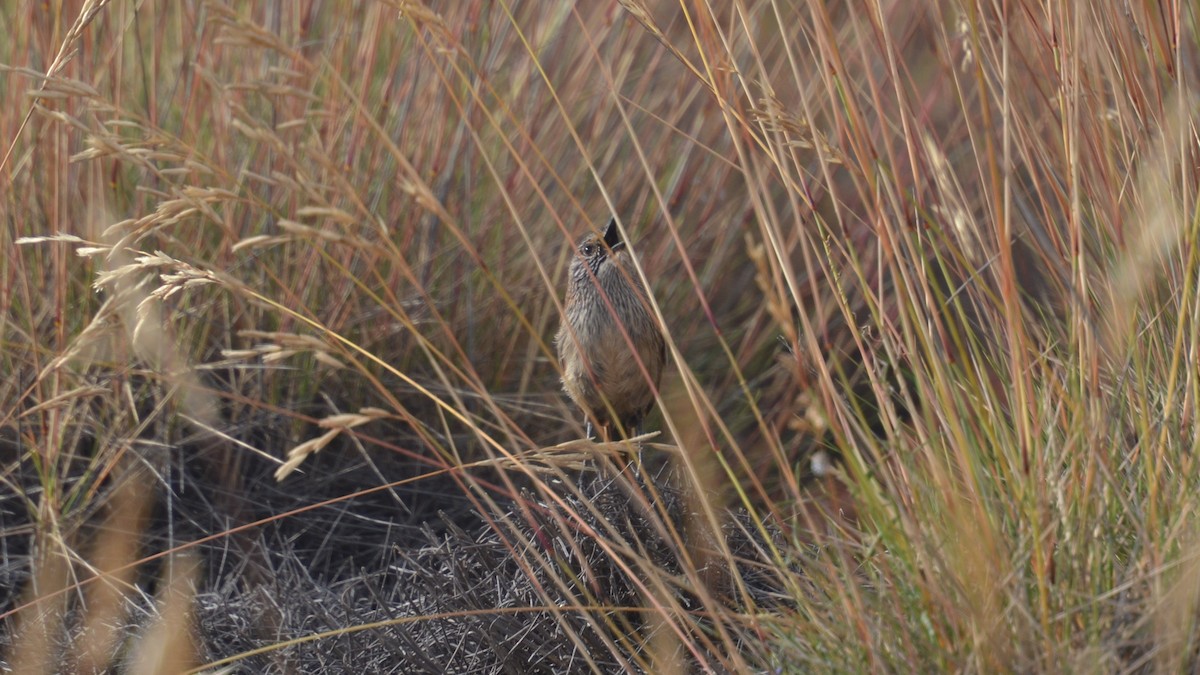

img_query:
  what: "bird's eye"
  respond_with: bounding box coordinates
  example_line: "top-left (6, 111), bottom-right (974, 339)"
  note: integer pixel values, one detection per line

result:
top-left (581, 244), bottom-right (594, 256)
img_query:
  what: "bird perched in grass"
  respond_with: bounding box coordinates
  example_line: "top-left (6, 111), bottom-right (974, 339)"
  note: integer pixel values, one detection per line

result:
top-left (556, 217), bottom-right (665, 440)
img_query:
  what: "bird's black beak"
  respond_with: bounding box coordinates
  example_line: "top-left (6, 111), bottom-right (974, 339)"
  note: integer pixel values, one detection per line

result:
top-left (603, 217), bottom-right (625, 252)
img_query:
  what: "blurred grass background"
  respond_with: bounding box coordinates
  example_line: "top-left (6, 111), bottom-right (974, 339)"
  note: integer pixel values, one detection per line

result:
top-left (1, 0), bottom-right (1198, 672)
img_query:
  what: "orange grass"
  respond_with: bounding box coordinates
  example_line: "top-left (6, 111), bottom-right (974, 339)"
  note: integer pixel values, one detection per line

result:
top-left (2, 0), bottom-right (1199, 671)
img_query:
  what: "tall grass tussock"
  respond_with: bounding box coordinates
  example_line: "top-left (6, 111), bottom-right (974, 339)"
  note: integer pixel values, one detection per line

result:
top-left (1, 1), bottom-right (1199, 672)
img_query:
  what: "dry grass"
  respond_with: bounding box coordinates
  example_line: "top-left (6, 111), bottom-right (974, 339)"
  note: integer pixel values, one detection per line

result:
top-left (2, 0), bottom-right (1198, 672)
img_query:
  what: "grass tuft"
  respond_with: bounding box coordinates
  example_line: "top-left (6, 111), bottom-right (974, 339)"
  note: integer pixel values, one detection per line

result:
top-left (2, 1), bottom-right (1198, 672)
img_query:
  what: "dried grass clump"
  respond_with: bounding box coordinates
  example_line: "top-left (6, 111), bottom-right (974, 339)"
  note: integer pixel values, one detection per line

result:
top-left (3, 0), bottom-right (1199, 672)
top-left (191, 457), bottom-right (790, 674)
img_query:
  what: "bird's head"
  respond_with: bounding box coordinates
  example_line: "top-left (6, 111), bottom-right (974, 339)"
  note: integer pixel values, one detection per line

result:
top-left (570, 217), bottom-right (625, 280)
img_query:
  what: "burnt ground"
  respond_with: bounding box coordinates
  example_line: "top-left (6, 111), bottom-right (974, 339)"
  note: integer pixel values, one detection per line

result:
top-left (0, 418), bottom-right (813, 674)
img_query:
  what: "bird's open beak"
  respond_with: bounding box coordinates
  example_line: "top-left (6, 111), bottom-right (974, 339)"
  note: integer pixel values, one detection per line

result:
top-left (603, 217), bottom-right (625, 252)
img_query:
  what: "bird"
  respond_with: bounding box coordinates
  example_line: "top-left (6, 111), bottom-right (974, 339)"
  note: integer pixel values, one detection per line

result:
top-left (556, 217), bottom-right (666, 441)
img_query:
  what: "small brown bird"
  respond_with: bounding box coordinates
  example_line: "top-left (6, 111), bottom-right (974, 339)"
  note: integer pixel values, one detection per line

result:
top-left (556, 217), bottom-right (665, 440)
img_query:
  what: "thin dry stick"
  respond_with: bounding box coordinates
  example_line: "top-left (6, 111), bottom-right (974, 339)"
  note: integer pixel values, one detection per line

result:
top-left (0, 0), bottom-right (112, 180)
